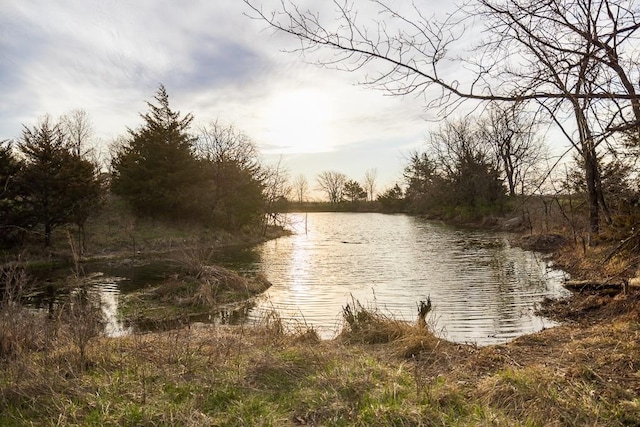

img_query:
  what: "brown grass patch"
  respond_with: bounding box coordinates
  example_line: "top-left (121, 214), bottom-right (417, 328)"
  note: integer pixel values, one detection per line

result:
top-left (337, 299), bottom-right (452, 361)
top-left (339, 300), bottom-right (409, 344)
top-left (148, 265), bottom-right (271, 309)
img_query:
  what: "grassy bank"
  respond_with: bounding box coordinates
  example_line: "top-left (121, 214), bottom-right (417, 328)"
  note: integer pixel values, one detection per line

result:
top-left (2, 194), bottom-right (286, 267)
top-left (1, 294), bottom-right (639, 426)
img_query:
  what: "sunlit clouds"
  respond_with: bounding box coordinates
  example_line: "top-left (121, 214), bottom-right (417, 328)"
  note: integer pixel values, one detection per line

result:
top-left (263, 89), bottom-right (333, 154)
top-left (0, 0), bottom-right (431, 190)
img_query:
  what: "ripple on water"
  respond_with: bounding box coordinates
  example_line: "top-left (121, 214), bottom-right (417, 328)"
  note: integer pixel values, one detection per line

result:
top-left (87, 275), bottom-right (131, 338)
top-left (248, 212), bottom-right (569, 344)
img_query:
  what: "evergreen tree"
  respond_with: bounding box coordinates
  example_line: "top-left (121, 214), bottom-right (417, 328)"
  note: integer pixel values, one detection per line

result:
top-left (378, 184), bottom-right (407, 212)
top-left (207, 160), bottom-right (264, 229)
top-left (343, 180), bottom-right (367, 203)
top-left (404, 151), bottom-right (439, 213)
top-left (404, 118), bottom-right (506, 219)
top-left (19, 117), bottom-right (100, 246)
top-left (0, 140), bottom-right (29, 247)
top-left (111, 85), bottom-right (201, 220)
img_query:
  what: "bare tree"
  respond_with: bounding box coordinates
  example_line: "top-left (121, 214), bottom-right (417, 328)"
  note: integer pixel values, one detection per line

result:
top-left (60, 109), bottom-right (93, 157)
top-left (245, 1), bottom-right (639, 114)
top-left (363, 168), bottom-right (377, 202)
top-left (478, 103), bottom-right (545, 196)
top-left (196, 120), bottom-right (260, 170)
top-left (195, 120), bottom-right (265, 229)
top-left (471, 0), bottom-right (640, 239)
top-left (262, 158), bottom-right (291, 233)
top-left (196, 120), bottom-right (261, 212)
top-left (292, 174), bottom-right (308, 204)
top-left (316, 171), bottom-right (347, 204)
top-left (428, 117), bottom-right (490, 178)
top-left (245, 0), bottom-right (640, 238)
top-left (428, 117), bottom-right (505, 212)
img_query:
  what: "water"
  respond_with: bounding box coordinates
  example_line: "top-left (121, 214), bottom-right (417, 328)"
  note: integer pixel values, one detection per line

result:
top-left (61, 212), bottom-right (569, 345)
top-left (86, 275), bottom-right (132, 338)
top-left (243, 213), bottom-right (569, 345)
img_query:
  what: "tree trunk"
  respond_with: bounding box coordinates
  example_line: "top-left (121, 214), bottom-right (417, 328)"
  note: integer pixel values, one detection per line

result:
top-left (584, 150), bottom-right (600, 244)
top-left (574, 94), bottom-right (601, 245)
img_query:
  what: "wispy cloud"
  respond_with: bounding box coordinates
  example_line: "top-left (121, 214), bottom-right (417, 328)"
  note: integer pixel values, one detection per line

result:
top-left (0, 0), bottom-right (431, 189)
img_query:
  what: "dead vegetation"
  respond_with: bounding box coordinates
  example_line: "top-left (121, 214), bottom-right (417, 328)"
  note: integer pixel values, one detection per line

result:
top-left (150, 265), bottom-right (271, 307)
top-left (2, 283), bottom-right (640, 425)
top-left (120, 263), bottom-right (272, 329)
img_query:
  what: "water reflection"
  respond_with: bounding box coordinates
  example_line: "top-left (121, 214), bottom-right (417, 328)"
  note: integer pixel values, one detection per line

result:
top-left (248, 213), bottom-right (569, 345)
top-left (36, 213), bottom-right (569, 344)
top-left (90, 278), bottom-right (132, 338)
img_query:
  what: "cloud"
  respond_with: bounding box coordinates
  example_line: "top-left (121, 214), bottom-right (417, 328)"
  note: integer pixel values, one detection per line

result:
top-left (0, 1), bottom-right (273, 136)
top-left (0, 0), bottom-right (435, 190)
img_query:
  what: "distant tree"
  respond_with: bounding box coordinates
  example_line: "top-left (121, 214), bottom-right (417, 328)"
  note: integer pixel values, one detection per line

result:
top-left (404, 118), bottom-right (506, 218)
top-left (111, 84), bottom-right (200, 220)
top-left (403, 151), bottom-right (439, 213)
top-left (19, 116), bottom-right (100, 247)
top-left (196, 120), bottom-right (265, 229)
top-left (196, 120), bottom-right (260, 170)
top-left (363, 168), bottom-right (377, 202)
top-left (66, 155), bottom-right (102, 254)
top-left (378, 184), bottom-right (406, 212)
top-left (60, 109), bottom-right (93, 157)
top-left (60, 109), bottom-right (101, 252)
top-left (210, 162), bottom-right (264, 230)
top-left (262, 158), bottom-right (291, 233)
top-left (343, 179), bottom-right (367, 203)
top-left (292, 174), bottom-right (308, 204)
top-left (317, 171), bottom-right (347, 204)
top-left (478, 103), bottom-right (545, 196)
top-left (429, 118), bottom-right (505, 215)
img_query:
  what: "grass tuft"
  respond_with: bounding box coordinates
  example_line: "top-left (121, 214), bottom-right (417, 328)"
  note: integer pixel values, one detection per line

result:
top-left (340, 299), bottom-right (410, 344)
top-left (339, 298), bottom-right (444, 360)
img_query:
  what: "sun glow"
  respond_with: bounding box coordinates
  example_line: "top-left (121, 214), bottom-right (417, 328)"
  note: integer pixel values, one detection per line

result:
top-left (263, 89), bottom-right (334, 154)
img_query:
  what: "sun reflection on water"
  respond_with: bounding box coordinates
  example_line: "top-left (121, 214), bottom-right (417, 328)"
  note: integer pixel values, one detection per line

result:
top-left (251, 212), bottom-right (570, 345)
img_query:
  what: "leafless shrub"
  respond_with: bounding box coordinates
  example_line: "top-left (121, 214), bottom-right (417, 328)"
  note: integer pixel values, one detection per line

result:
top-left (0, 264), bottom-right (47, 360)
top-left (63, 287), bottom-right (103, 370)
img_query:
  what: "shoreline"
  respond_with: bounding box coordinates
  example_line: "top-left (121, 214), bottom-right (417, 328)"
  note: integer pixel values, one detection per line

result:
top-left (3, 214), bottom-right (640, 424)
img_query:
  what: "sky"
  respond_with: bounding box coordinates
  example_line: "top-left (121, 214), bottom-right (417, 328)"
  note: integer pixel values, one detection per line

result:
top-left (0, 0), bottom-right (456, 199)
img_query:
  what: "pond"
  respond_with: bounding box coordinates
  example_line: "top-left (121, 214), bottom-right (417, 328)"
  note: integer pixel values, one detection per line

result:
top-left (237, 212), bottom-right (570, 345)
top-left (47, 212), bottom-right (569, 346)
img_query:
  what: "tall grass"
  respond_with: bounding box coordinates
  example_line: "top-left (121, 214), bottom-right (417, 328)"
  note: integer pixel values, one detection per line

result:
top-left (0, 262), bottom-right (40, 359)
top-left (1, 300), bottom-right (638, 426)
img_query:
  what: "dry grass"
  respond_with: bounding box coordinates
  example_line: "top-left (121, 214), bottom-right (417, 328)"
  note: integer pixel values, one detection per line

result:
top-left (152, 265), bottom-right (271, 307)
top-left (339, 298), bottom-right (445, 360)
top-left (120, 264), bottom-right (272, 328)
top-left (2, 294), bottom-right (640, 425)
top-left (553, 241), bottom-right (636, 282)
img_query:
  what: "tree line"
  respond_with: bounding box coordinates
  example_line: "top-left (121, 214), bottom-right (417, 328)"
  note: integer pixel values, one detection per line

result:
top-left (317, 99), bottom-right (639, 245)
top-left (0, 85), bottom-right (288, 250)
top-left (3, 81), bottom-right (639, 251)
top-left (0, 115), bottom-right (100, 248)
top-left (386, 105), bottom-right (545, 218)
